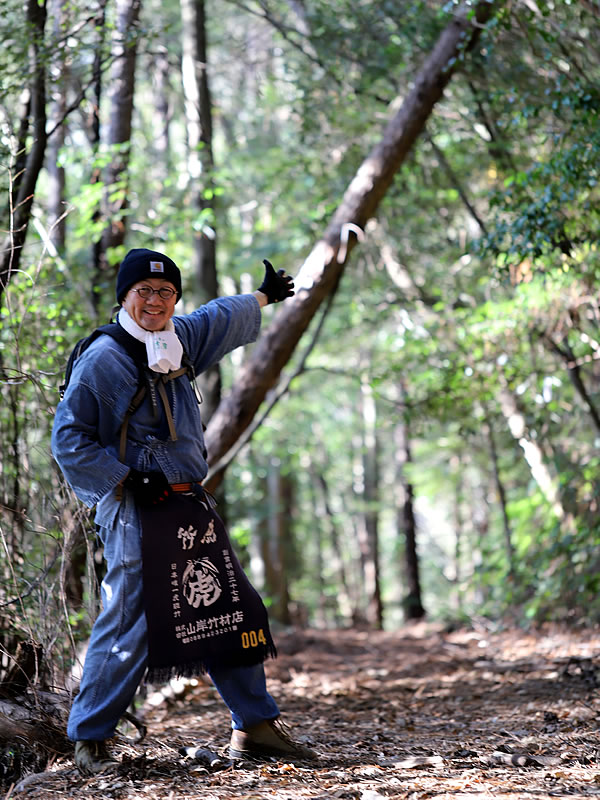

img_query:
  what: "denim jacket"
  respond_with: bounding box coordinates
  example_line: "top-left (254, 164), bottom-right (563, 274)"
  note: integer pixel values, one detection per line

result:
top-left (52, 294), bottom-right (261, 528)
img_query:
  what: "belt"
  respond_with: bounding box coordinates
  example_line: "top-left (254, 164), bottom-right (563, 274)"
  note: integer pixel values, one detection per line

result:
top-left (117, 479), bottom-right (205, 503)
top-left (170, 481), bottom-right (217, 509)
top-left (170, 482), bottom-right (197, 493)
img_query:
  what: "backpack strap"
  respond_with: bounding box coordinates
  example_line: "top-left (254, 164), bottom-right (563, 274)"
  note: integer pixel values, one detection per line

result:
top-left (119, 382), bottom-right (149, 463)
top-left (117, 363), bottom-right (191, 462)
top-left (98, 323), bottom-right (148, 372)
top-left (115, 365), bottom-right (191, 500)
top-left (153, 368), bottom-right (189, 442)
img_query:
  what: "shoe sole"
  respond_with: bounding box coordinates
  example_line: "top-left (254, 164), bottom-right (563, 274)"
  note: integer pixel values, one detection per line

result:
top-left (229, 746), bottom-right (316, 762)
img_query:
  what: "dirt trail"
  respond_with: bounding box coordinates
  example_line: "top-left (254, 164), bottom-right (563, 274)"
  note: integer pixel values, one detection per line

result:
top-left (9, 624), bottom-right (600, 799)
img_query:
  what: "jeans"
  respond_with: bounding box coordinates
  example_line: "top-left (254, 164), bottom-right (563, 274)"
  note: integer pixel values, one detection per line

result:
top-left (67, 513), bottom-right (279, 741)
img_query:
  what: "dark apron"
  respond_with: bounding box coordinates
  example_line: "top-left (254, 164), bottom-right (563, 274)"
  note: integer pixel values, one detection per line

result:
top-left (139, 492), bottom-right (276, 683)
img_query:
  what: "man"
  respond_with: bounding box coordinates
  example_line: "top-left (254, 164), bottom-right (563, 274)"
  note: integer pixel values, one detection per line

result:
top-left (52, 248), bottom-right (316, 775)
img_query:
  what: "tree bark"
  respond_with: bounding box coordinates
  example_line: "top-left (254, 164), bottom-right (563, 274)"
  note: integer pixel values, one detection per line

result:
top-left (181, 0), bottom-right (217, 300)
top-left (204, 0), bottom-right (501, 488)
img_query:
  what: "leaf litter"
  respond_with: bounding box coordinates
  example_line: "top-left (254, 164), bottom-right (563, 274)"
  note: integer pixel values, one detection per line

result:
top-left (8, 623), bottom-right (600, 800)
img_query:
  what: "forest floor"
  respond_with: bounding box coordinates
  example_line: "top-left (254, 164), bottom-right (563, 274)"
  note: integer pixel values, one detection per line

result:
top-left (8, 623), bottom-right (600, 800)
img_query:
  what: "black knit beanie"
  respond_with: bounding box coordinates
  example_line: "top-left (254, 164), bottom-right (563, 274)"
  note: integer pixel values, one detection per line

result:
top-left (116, 248), bottom-right (182, 303)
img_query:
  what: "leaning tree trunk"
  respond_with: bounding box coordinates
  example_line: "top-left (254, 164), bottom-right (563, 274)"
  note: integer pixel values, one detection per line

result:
top-left (204, 0), bottom-right (502, 490)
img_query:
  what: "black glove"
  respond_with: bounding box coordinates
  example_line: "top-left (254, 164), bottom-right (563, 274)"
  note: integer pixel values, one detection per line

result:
top-left (258, 259), bottom-right (295, 304)
top-left (125, 468), bottom-right (171, 506)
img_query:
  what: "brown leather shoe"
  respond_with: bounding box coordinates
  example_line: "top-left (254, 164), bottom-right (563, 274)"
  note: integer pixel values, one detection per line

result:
top-left (74, 740), bottom-right (118, 776)
top-left (229, 717), bottom-right (317, 761)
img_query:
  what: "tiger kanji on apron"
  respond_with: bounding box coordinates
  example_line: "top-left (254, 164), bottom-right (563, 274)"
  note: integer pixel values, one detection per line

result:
top-left (139, 491), bottom-right (276, 683)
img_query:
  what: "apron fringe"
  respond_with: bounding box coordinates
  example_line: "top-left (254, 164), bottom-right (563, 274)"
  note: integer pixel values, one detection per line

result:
top-left (145, 643), bottom-right (277, 685)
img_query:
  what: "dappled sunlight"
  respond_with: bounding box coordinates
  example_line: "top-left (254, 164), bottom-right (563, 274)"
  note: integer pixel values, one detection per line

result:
top-left (22, 626), bottom-right (600, 798)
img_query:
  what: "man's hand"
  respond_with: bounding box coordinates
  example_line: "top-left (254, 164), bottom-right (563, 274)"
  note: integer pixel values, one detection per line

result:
top-left (125, 469), bottom-right (171, 506)
top-left (258, 259), bottom-right (295, 304)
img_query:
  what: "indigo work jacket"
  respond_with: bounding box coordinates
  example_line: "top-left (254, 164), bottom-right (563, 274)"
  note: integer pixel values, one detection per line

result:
top-left (51, 294), bottom-right (261, 529)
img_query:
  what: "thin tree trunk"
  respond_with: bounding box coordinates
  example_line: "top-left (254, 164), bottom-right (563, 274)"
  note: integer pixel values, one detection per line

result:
top-left (484, 414), bottom-right (515, 574)
top-left (308, 476), bottom-right (327, 627)
top-left (472, 479), bottom-right (491, 603)
top-left (180, 0), bottom-right (223, 467)
top-left (204, 0), bottom-right (501, 487)
top-left (0, 0), bottom-right (48, 301)
top-left (265, 461), bottom-right (292, 625)
top-left (47, 0), bottom-right (67, 252)
top-left (452, 454), bottom-right (465, 615)
top-left (153, 45), bottom-right (172, 180)
top-left (6, 387), bottom-right (26, 553)
top-left (1, 95), bottom-right (30, 236)
top-left (353, 432), bottom-right (372, 628)
top-left (312, 468), bottom-right (354, 624)
top-left (360, 378), bottom-right (382, 628)
top-left (87, 1), bottom-right (108, 305)
top-left (96, 0), bottom-right (142, 305)
top-left (181, 0), bottom-right (216, 298)
top-left (394, 400), bottom-right (425, 620)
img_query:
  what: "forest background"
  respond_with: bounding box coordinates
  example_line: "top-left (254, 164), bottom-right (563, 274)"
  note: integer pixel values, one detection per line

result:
top-left (1, 0), bottom-right (600, 693)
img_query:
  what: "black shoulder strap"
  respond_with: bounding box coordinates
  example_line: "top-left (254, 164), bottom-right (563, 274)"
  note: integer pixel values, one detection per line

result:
top-left (96, 323), bottom-right (149, 367)
top-left (59, 323), bottom-right (149, 400)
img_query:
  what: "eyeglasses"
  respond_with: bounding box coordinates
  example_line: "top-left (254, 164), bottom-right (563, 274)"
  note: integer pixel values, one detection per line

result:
top-left (130, 286), bottom-right (177, 300)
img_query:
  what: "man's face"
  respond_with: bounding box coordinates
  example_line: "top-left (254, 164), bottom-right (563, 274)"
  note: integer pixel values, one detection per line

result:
top-left (121, 278), bottom-right (178, 331)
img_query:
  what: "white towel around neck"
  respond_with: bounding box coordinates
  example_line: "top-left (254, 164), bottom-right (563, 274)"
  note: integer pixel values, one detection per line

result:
top-left (118, 307), bottom-right (183, 373)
